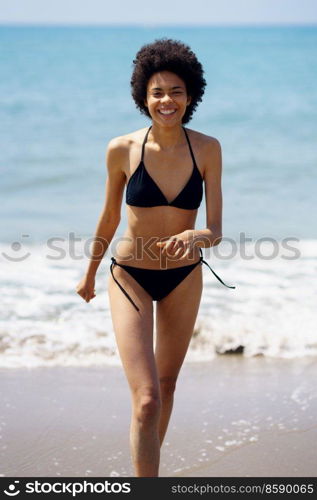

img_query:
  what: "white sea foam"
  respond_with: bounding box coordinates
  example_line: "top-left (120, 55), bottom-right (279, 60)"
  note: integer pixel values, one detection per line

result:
top-left (0, 238), bottom-right (316, 368)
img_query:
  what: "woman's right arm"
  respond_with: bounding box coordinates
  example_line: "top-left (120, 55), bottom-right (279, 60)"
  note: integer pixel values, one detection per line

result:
top-left (76, 137), bottom-right (127, 303)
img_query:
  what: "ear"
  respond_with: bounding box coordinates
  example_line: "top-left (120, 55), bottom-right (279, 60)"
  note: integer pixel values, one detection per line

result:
top-left (186, 95), bottom-right (192, 106)
top-left (144, 98), bottom-right (148, 108)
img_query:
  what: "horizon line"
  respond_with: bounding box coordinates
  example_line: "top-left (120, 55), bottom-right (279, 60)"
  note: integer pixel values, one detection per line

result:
top-left (1, 21), bottom-right (317, 28)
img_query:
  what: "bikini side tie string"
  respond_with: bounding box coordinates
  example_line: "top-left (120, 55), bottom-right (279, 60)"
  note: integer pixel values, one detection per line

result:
top-left (199, 248), bottom-right (236, 289)
top-left (110, 257), bottom-right (140, 312)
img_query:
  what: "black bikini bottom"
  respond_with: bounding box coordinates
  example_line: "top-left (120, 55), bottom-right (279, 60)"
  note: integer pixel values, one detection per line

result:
top-left (109, 248), bottom-right (235, 312)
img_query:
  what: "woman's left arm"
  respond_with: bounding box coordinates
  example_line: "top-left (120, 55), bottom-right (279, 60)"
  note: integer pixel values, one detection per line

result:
top-left (192, 137), bottom-right (223, 248)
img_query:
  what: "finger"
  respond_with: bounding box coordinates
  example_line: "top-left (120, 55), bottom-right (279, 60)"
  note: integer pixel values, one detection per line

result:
top-left (157, 241), bottom-right (165, 254)
top-left (157, 238), bottom-right (170, 252)
top-left (161, 243), bottom-right (169, 256)
top-left (179, 249), bottom-right (189, 260)
top-left (174, 246), bottom-right (184, 258)
top-left (163, 239), bottom-right (174, 253)
top-left (165, 240), bottom-right (178, 257)
top-left (173, 240), bottom-right (184, 255)
top-left (164, 244), bottom-right (174, 257)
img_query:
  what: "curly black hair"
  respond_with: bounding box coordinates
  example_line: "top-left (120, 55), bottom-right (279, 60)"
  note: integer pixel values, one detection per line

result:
top-left (130, 38), bottom-right (206, 124)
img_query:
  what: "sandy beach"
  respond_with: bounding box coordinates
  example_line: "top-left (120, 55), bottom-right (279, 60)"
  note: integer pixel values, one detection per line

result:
top-left (1, 355), bottom-right (316, 477)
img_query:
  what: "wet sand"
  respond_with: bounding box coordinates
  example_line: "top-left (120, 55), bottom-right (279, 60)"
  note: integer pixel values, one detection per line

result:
top-left (1, 356), bottom-right (316, 477)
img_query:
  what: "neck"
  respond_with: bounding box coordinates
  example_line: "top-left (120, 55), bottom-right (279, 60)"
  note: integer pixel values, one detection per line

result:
top-left (149, 122), bottom-right (185, 151)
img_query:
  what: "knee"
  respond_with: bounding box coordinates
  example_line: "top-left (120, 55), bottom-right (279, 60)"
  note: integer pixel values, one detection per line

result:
top-left (159, 376), bottom-right (177, 398)
top-left (133, 388), bottom-right (161, 424)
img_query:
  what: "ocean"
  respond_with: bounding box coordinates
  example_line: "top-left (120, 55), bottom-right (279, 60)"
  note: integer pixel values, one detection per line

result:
top-left (1, 25), bottom-right (316, 367)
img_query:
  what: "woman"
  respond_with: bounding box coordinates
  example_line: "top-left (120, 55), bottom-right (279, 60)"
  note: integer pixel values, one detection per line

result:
top-left (76, 38), bottom-right (234, 477)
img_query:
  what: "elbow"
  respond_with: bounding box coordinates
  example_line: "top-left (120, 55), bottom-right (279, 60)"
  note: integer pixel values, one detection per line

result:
top-left (213, 234), bottom-right (222, 246)
top-left (208, 227), bottom-right (222, 247)
top-left (207, 226), bottom-right (222, 247)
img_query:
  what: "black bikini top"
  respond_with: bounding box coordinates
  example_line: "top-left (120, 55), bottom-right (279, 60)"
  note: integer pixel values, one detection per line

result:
top-left (126, 126), bottom-right (203, 209)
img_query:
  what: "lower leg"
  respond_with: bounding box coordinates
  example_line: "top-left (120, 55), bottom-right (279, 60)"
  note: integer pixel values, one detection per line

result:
top-left (158, 393), bottom-right (174, 446)
top-left (130, 395), bottom-right (161, 477)
top-left (158, 378), bottom-right (177, 446)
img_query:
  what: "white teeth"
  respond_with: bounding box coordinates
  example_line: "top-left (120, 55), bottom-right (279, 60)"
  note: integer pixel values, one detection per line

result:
top-left (159, 109), bottom-right (176, 115)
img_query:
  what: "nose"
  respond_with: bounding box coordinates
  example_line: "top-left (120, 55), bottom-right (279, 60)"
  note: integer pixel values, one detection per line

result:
top-left (160, 93), bottom-right (173, 103)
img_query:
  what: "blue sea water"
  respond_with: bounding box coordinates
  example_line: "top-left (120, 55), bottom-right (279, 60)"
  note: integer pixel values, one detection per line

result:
top-left (0, 25), bottom-right (316, 367)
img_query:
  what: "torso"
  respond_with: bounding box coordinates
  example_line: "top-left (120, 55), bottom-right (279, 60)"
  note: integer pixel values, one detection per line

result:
top-left (115, 126), bottom-right (211, 269)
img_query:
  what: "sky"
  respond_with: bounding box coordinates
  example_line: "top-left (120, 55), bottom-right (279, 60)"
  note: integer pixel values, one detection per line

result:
top-left (1, 0), bottom-right (317, 25)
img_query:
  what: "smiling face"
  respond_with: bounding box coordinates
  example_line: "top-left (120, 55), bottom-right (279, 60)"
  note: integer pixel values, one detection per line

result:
top-left (144, 71), bottom-right (191, 127)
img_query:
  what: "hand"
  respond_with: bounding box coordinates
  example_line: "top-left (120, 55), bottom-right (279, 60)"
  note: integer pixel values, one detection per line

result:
top-left (76, 274), bottom-right (96, 303)
top-left (156, 230), bottom-right (196, 260)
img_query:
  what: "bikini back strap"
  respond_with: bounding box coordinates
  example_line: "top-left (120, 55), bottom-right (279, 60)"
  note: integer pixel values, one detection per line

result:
top-left (110, 258), bottom-right (140, 311)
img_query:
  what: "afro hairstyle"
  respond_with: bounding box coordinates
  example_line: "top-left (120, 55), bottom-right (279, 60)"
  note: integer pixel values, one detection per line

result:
top-left (130, 38), bottom-right (206, 124)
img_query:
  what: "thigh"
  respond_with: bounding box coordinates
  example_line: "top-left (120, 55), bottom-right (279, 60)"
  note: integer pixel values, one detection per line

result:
top-left (107, 267), bottom-right (159, 394)
top-left (155, 263), bottom-right (203, 381)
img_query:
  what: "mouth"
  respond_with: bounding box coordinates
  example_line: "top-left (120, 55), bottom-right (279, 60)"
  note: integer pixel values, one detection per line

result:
top-left (157, 109), bottom-right (177, 117)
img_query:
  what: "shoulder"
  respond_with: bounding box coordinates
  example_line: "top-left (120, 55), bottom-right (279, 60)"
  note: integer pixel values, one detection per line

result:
top-left (106, 128), bottom-right (149, 171)
top-left (185, 127), bottom-right (221, 151)
top-left (185, 128), bottom-right (221, 176)
top-left (107, 127), bottom-right (149, 154)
